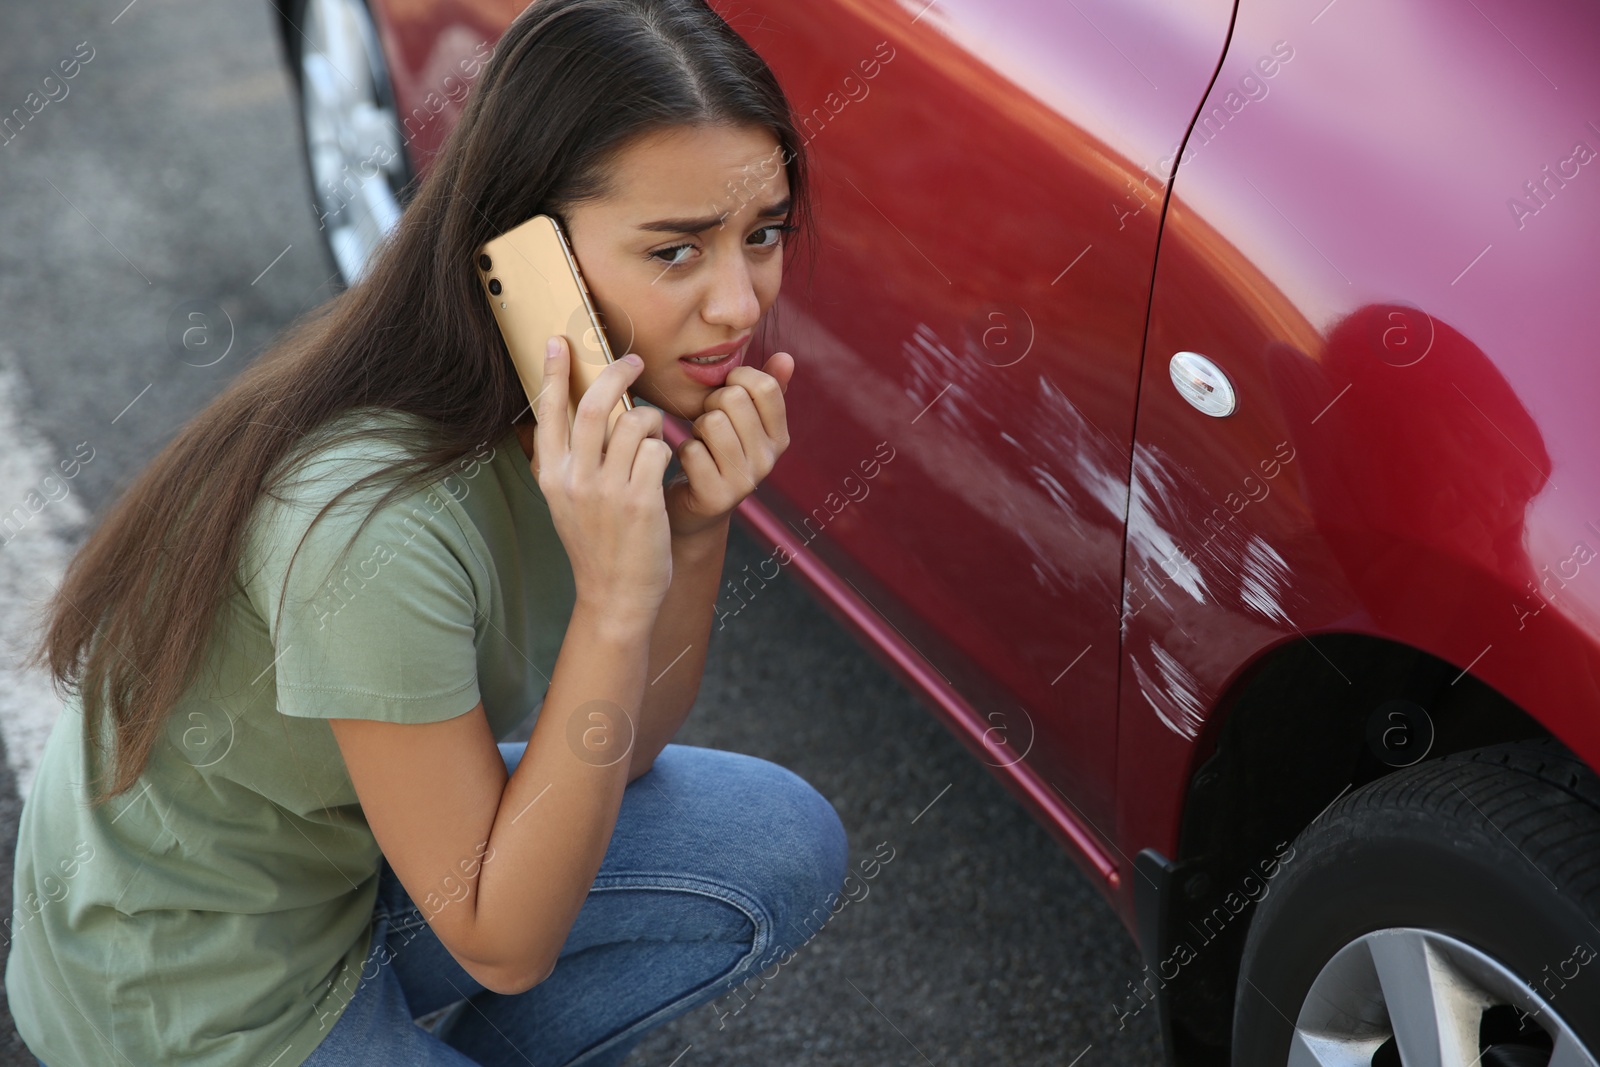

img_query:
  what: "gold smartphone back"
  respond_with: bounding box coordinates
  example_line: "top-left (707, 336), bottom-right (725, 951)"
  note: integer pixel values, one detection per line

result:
top-left (476, 214), bottom-right (633, 438)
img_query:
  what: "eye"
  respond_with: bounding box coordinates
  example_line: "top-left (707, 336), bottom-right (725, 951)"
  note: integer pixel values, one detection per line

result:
top-left (749, 223), bottom-right (796, 249)
top-left (648, 242), bottom-right (698, 267)
top-left (646, 222), bottom-right (796, 271)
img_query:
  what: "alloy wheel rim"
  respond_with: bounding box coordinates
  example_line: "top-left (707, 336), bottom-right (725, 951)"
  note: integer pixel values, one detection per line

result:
top-left (299, 0), bottom-right (405, 285)
top-left (1287, 927), bottom-right (1596, 1066)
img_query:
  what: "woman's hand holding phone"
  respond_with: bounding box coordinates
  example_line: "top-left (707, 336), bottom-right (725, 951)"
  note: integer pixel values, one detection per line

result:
top-left (664, 351), bottom-right (795, 540)
top-left (536, 335), bottom-right (674, 627)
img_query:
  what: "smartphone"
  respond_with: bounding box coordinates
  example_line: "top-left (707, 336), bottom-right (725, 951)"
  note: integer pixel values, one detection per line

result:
top-left (475, 213), bottom-right (634, 442)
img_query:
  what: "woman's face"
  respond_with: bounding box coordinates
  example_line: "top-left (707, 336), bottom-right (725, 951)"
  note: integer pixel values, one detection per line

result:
top-left (562, 122), bottom-right (793, 423)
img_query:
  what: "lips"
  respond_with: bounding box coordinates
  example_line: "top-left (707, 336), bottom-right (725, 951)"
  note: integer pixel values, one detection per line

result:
top-left (677, 335), bottom-right (751, 387)
top-left (680, 333), bottom-right (752, 361)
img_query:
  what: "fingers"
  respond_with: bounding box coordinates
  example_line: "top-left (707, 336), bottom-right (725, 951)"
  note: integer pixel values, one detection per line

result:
top-left (535, 336), bottom-right (571, 462)
top-left (690, 407), bottom-right (750, 485)
top-left (570, 352), bottom-right (645, 478)
top-left (600, 404), bottom-right (664, 488)
top-left (631, 436), bottom-right (674, 485)
top-left (721, 366), bottom-right (789, 443)
top-left (675, 435), bottom-right (720, 489)
top-left (761, 351), bottom-right (796, 396)
top-left (702, 383), bottom-right (766, 462)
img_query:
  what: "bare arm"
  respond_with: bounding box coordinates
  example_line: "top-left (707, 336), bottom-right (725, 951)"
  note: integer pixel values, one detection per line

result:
top-left (631, 354), bottom-right (794, 773)
top-left (628, 513), bottom-right (731, 778)
top-left (331, 340), bottom-right (673, 994)
top-left (329, 594), bottom-right (654, 994)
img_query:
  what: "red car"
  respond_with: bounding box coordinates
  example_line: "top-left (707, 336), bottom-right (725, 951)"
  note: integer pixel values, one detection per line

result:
top-left (273, 0), bottom-right (1600, 1061)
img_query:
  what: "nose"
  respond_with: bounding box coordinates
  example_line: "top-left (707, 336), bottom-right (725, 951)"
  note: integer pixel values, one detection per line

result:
top-left (699, 246), bottom-right (761, 333)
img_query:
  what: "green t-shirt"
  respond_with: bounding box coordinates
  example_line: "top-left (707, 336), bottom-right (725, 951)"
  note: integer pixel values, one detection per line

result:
top-left (5, 407), bottom-right (577, 1065)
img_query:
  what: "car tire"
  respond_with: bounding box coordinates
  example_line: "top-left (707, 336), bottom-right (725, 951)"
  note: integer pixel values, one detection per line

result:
top-left (1232, 737), bottom-right (1600, 1066)
top-left (285, 0), bottom-right (413, 288)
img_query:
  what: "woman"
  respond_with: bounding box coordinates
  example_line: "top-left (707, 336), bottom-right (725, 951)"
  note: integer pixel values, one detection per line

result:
top-left (5, 0), bottom-right (849, 1062)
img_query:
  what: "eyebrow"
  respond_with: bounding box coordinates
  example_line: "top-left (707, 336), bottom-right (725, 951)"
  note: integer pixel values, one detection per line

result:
top-left (636, 196), bottom-right (793, 234)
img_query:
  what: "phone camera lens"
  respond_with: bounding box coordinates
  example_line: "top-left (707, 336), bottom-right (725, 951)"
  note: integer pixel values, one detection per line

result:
top-left (488, 278), bottom-right (502, 295)
top-left (478, 254), bottom-right (492, 271)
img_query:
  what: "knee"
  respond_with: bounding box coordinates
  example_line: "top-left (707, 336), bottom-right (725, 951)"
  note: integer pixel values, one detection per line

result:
top-left (742, 763), bottom-right (849, 960)
top-left (645, 746), bottom-right (851, 964)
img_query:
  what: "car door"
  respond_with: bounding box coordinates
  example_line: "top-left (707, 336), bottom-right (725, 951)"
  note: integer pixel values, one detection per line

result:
top-left (720, 0), bottom-right (1234, 849)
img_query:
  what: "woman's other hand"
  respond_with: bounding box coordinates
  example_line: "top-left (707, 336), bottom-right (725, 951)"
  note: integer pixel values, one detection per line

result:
top-left (665, 351), bottom-right (794, 539)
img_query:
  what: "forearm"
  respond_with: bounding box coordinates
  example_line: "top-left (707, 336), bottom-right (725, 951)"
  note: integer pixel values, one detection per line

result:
top-left (629, 513), bottom-right (731, 778)
top-left (469, 598), bottom-right (653, 990)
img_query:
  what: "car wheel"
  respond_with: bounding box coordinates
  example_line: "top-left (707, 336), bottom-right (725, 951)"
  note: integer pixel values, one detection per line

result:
top-left (1232, 738), bottom-right (1600, 1066)
top-left (288, 0), bottom-right (411, 287)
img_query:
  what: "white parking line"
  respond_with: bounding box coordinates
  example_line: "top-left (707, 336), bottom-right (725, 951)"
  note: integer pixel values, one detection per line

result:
top-left (0, 356), bottom-right (88, 802)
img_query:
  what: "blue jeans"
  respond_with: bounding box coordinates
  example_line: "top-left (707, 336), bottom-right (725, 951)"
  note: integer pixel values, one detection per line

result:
top-left (38, 741), bottom-right (848, 1067)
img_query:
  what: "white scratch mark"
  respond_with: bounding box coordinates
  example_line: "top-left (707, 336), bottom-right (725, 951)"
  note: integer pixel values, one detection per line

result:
top-left (1126, 447), bottom-right (1209, 606)
top-left (1028, 464), bottom-right (1076, 514)
top-left (1132, 642), bottom-right (1206, 740)
top-left (899, 323), bottom-right (1129, 603)
top-left (1238, 535), bottom-right (1293, 626)
top-left (1016, 521), bottom-right (1072, 596)
top-left (1073, 452), bottom-right (1126, 524)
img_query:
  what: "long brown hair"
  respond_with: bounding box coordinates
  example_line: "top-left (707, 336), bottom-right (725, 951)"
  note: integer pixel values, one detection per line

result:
top-left (24, 0), bottom-right (814, 806)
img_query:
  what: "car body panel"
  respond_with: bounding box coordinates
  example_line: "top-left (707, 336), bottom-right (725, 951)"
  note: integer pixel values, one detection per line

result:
top-left (717, 0), bottom-right (1233, 870)
top-left (368, 0), bottom-right (510, 167)
top-left (1116, 0), bottom-right (1600, 917)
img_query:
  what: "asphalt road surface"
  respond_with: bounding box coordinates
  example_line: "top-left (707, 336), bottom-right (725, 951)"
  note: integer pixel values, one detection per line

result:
top-left (0, 0), bottom-right (1168, 1063)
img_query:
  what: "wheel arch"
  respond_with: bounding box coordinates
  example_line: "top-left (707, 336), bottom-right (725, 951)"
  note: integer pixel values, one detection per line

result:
top-left (1138, 632), bottom-right (1550, 1063)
